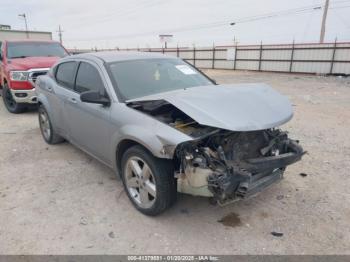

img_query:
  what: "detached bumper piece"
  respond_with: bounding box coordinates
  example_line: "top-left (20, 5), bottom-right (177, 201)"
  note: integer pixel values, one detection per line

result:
top-left (236, 168), bottom-right (283, 199)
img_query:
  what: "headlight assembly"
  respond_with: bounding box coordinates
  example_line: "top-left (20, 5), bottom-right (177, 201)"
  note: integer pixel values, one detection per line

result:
top-left (10, 71), bottom-right (29, 81)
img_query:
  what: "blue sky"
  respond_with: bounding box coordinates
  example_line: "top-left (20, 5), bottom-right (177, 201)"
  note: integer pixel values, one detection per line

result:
top-left (1, 0), bottom-right (350, 49)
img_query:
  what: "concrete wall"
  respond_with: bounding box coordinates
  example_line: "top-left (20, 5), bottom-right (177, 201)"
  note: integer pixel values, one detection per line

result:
top-left (0, 30), bottom-right (52, 41)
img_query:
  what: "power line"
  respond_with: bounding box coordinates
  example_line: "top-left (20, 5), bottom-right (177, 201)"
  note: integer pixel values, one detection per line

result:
top-left (66, 2), bottom-right (350, 43)
top-left (67, 3), bottom-right (325, 42)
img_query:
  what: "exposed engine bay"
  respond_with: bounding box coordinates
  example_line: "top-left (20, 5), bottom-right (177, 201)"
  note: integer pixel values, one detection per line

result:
top-left (128, 100), bottom-right (304, 204)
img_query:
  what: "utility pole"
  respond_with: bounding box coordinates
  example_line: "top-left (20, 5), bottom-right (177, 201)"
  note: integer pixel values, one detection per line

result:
top-left (18, 13), bottom-right (29, 38)
top-left (320, 0), bottom-right (330, 43)
top-left (57, 25), bottom-right (64, 44)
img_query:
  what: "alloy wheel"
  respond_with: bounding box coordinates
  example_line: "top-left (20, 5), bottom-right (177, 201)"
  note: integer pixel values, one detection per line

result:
top-left (39, 109), bottom-right (51, 141)
top-left (124, 156), bottom-right (157, 209)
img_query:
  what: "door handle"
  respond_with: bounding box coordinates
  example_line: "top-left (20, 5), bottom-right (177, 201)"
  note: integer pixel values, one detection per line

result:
top-left (68, 97), bottom-right (77, 104)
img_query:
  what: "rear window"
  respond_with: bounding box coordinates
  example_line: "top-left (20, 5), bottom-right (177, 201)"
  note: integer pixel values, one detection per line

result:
top-left (7, 42), bottom-right (67, 59)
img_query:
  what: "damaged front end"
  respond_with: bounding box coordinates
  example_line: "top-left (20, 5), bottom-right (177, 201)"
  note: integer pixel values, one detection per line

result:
top-left (127, 97), bottom-right (304, 205)
top-left (175, 129), bottom-right (304, 205)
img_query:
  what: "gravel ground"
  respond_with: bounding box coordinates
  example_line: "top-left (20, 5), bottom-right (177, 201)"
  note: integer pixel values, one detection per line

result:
top-left (0, 70), bottom-right (349, 255)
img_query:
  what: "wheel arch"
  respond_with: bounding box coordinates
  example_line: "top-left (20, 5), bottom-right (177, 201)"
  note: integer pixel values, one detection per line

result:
top-left (37, 95), bottom-right (55, 126)
top-left (115, 139), bottom-right (154, 176)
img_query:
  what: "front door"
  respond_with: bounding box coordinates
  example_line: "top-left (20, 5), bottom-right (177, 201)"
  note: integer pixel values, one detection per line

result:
top-left (65, 61), bottom-right (112, 165)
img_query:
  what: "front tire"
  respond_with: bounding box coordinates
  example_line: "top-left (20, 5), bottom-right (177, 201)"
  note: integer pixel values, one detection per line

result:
top-left (121, 145), bottom-right (177, 216)
top-left (38, 105), bottom-right (64, 144)
top-left (2, 84), bottom-right (25, 114)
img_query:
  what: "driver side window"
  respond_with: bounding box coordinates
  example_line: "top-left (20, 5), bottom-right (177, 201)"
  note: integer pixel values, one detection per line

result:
top-left (75, 62), bottom-right (105, 94)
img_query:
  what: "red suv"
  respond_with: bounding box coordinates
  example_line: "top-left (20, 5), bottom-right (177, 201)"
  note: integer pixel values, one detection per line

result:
top-left (0, 40), bottom-right (68, 113)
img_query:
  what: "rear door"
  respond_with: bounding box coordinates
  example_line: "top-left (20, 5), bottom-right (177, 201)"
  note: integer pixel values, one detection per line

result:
top-left (50, 61), bottom-right (78, 138)
top-left (64, 61), bottom-right (112, 165)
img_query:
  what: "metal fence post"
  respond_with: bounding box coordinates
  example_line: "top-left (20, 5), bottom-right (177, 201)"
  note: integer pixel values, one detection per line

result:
top-left (193, 46), bottom-right (196, 67)
top-left (330, 38), bottom-right (337, 74)
top-left (289, 40), bottom-right (295, 73)
top-left (258, 41), bottom-right (263, 71)
top-left (212, 44), bottom-right (215, 69)
top-left (177, 45), bottom-right (179, 57)
top-left (233, 43), bottom-right (238, 70)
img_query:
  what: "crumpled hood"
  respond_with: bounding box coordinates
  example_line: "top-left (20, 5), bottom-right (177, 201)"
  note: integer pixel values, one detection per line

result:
top-left (127, 83), bottom-right (293, 131)
top-left (7, 56), bottom-right (60, 71)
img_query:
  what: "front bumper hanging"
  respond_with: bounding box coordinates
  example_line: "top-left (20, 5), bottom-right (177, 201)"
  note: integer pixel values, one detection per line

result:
top-left (209, 139), bottom-right (305, 203)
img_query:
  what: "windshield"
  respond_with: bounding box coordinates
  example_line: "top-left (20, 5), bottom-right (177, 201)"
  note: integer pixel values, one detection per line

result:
top-left (7, 42), bottom-right (68, 59)
top-left (108, 58), bottom-right (213, 101)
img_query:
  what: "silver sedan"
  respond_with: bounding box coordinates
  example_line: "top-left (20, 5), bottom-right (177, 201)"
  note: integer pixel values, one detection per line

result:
top-left (36, 51), bottom-right (303, 216)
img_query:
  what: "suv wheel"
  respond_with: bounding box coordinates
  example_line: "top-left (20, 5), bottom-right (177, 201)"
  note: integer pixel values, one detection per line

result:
top-left (121, 145), bottom-right (177, 216)
top-left (2, 84), bottom-right (25, 114)
top-left (38, 105), bottom-right (64, 144)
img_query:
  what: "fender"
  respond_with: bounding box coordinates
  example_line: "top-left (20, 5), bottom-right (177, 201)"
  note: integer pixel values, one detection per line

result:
top-left (111, 124), bottom-right (173, 171)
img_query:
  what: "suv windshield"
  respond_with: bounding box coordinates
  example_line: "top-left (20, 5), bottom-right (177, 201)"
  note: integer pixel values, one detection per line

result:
top-left (108, 58), bottom-right (213, 101)
top-left (7, 42), bottom-right (67, 59)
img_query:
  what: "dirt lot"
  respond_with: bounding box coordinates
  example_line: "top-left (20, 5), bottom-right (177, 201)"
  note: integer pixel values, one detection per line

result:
top-left (0, 70), bottom-right (350, 255)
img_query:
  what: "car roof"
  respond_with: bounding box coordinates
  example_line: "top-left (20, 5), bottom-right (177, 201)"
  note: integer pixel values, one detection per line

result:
top-left (71, 51), bottom-right (178, 63)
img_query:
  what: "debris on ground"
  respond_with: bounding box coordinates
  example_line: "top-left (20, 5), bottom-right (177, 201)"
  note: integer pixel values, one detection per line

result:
top-left (299, 172), bottom-right (308, 177)
top-left (276, 195), bottom-right (284, 200)
top-left (108, 231), bottom-right (115, 239)
top-left (79, 217), bottom-right (88, 226)
top-left (271, 231), bottom-right (284, 237)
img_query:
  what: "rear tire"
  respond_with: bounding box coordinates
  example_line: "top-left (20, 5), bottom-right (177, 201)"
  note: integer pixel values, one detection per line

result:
top-left (38, 104), bottom-right (64, 144)
top-left (121, 145), bottom-right (177, 216)
top-left (2, 84), bottom-right (26, 114)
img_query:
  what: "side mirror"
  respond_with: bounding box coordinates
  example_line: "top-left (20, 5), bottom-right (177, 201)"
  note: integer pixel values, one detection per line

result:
top-left (80, 90), bottom-right (110, 106)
